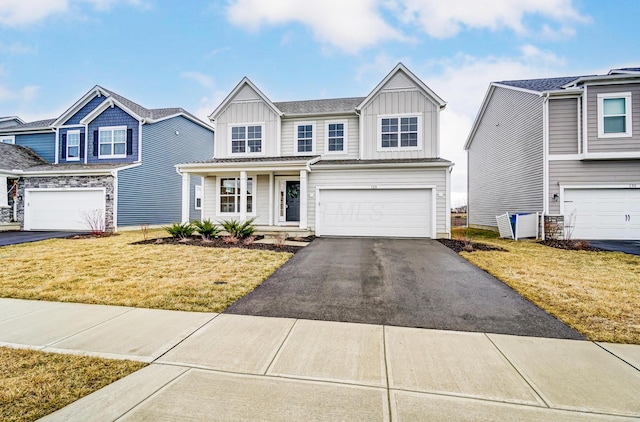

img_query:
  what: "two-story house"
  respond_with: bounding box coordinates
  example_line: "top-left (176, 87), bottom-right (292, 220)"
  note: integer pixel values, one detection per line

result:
top-left (465, 67), bottom-right (640, 240)
top-left (177, 63), bottom-right (453, 238)
top-left (0, 86), bottom-right (214, 232)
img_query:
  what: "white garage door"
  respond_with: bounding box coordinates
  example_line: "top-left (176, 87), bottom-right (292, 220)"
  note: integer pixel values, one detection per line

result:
top-left (25, 189), bottom-right (106, 231)
top-left (563, 188), bottom-right (640, 240)
top-left (317, 188), bottom-right (433, 237)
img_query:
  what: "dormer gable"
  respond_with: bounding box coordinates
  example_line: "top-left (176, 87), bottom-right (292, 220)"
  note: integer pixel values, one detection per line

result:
top-left (210, 77), bottom-right (282, 122)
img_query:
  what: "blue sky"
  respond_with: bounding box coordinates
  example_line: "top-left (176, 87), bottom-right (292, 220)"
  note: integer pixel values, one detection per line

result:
top-left (1, 0), bottom-right (639, 204)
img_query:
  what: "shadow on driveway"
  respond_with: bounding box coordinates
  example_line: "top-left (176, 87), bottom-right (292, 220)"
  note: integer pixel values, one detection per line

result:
top-left (0, 231), bottom-right (84, 247)
top-left (225, 238), bottom-right (583, 339)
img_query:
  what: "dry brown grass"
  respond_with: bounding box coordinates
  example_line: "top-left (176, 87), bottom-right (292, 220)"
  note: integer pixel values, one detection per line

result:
top-left (0, 229), bottom-right (292, 312)
top-left (453, 229), bottom-right (640, 344)
top-left (0, 347), bottom-right (144, 422)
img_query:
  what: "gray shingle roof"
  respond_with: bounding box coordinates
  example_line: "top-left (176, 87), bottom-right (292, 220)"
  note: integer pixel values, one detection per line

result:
top-left (0, 143), bottom-right (48, 170)
top-left (274, 97), bottom-right (365, 115)
top-left (313, 158), bottom-right (452, 166)
top-left (0, 118), bottom-right (56, 132)
top-left (101, 87), bottom-right (153, 119)
top-left (497, 76), bottom-right (582, 93)
top-left (184, 155), bottom-right (319, 165)
top-left (611, 67), bottom-right (640, 72)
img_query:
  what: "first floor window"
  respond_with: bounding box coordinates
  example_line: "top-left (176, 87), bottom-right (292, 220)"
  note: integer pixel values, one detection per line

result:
top-left (67, 130), bottom-right (80, 160)
top-left (598, 93), bottom-right (632, 137)
top-left (99, 126), bottom-right (127, 158)
top-left (195, 185), bottom-right (202, 210)
top-left (297, 124), bottom-right (314, 153)
top-left (327, 122), bottom-right (345, 152)
top-left (1, 136), bottom-right (14, 144)
top-left (380, 116), bottom-right (419, 148)
top-left (231, 125), bottom-right (262, 154)
top-left (220, 177), bottom-right (253, 213)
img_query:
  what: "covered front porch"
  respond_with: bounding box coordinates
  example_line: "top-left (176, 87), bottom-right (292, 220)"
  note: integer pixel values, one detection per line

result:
top-left (177, 156), bottom-right (320, 232)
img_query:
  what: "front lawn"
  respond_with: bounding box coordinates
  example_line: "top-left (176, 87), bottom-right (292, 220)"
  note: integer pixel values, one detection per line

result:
top-left (0, 230), bottom-right (292, 312)
top-left (0, 347), bottom-right (144, 422)
top-left (451, 228), bottom-right (640, 344)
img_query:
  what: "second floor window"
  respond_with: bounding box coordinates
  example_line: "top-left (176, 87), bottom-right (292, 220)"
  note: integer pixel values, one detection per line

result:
top-left (381, 116), bottom-right (419, 149)
top-left (297, 123), bottom-right (314, 153)
top-left (598, 93), bottom-right (632, 138)
top-left (99, 126), bottom-right (127, 158)
top-left (67, 130), bottom-right (80, 160)
top-left (231, 125), bottom-right (262, 154)
top-left (327, 122), bottom-right (345, 152)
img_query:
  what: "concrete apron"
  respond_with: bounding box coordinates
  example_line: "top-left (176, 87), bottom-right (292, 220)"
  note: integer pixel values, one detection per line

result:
top-left (0, 299), bottom-right (638, 421)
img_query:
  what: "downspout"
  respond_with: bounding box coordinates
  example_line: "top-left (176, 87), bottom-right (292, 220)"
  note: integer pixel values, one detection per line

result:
top-left (541, 92), bottom-right (550, 240)
top-left (356, 108), bottom-right (362, 160)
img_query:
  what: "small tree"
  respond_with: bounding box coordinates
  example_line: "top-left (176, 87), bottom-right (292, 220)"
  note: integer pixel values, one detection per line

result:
top-left (80, 208), bottom-right (106, 235)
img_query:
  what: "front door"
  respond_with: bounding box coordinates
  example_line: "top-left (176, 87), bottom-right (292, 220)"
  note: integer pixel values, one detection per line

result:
top-left (285, 181), bottom-right (300, 222)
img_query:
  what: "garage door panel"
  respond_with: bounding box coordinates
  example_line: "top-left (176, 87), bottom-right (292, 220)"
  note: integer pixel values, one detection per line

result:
top-left (26, 189), bottom-right (106, 231)
top-left (318, 188), bottom-right (432, 238)
top-left (564, 188), bottom-right (640, 240)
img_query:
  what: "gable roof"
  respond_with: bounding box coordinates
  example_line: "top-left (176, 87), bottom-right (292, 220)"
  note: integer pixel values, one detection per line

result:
top-left (357, 62), bottom-right (446, 111)
top-left (0, 116), bottom-right (25, 125)
top-left (0, 85), bottom-right (212, 134)
top-left (210, 77), bottom-right (283, 121)
top-left (274, 97), bottom-right (365, 115)
top-left (0, 143), bottom-right (48, 171)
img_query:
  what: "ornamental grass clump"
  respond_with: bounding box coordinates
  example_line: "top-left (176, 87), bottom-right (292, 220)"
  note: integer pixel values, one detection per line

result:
top-left (165, 222), bottom-right (196, 238)
top-left (221, 217), bottom-right (257, 238)
top-left (192, 219), bottom-right (222, 240)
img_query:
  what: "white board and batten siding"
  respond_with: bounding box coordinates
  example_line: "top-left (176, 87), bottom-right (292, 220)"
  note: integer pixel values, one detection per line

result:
top-left (280, 115), bottom-right (359, 158)
top-left (24, 188), bottom-right (106, 231)
top-left (308, 168), bottom-right (447, 238)
top-left (214, 85), bottom-right (280, 158)
top-left (467, 86), bottom-right (545, 228)
top-left (359, 71), bottom-right (440, 160)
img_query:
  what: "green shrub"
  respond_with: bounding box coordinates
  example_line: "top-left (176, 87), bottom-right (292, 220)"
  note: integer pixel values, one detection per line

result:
top-left (165, 222), bottom-right (196, 238)
top-left (221, 217), bottom-right (257, 238)
top-left (192, 219), bottom-right (222, 239)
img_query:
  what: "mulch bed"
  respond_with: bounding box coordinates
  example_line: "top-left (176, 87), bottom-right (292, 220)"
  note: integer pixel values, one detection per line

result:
top-left (437, 239), bottom-right (506, 253)
top-left (538, 239), bottom-right (607, 252)
top-left (132, 235), bottom-right (305, 254)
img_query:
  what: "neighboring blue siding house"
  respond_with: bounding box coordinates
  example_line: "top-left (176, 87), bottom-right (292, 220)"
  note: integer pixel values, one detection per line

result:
top-left (0, 86), bottom-right (214, 231)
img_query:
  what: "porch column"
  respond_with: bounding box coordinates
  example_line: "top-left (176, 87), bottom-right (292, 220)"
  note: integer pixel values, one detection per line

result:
top-left (299, 170), bottom-right (308, 229)
top-left (268, 172), bottom-right (274, 226)
top-left (181, 172), bottom-right (190, 223)
top-left (0, 175), bottom-right (8, 208)
top-left (239, 171), bottom-right (247, 221)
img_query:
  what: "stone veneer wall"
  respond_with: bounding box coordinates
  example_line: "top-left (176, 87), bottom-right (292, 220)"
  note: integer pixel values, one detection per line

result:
top-left (16, 175), bottom-right (115, 231)
top-left (0, 207), bottom-right (11, 224)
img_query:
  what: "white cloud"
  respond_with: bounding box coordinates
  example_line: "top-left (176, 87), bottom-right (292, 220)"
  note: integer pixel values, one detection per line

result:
top-left (226, 0), bottom-right (406, 54)
top-left (394, 0), bottom-right (588, 39)
top-left (0, 41), bottom-right (34, 54)
top-left (225, 0), bottom-right (587, 53)
top-left (180, 71), bottom-right (226, 121)
top-left (0, 0), bottom-right (146, 27)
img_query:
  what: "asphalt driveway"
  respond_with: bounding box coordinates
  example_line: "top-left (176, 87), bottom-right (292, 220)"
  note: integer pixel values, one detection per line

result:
top-left (0, 231), bottom-right (83, 247)
top-left (226, 238), bottom-right (583, 339)
top-left (589, 240), bottom-right (640, 256)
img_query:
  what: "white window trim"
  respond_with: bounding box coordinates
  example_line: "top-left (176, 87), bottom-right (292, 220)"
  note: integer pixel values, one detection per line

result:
top-left (1, 135), bottom-right (15, 144)
top-left (324, 120), bottom-right (348, 154)
top-left (228, 123), bottom-right (265, 156)
top-left (377, 114), bottom-right (423, 152)
top-left (597, 92), bottom-right (632, 138)
top-left (294, 122), bottom-right (316, 155)
top-left (195, 185), bottom-right (202, 210)
top-left (66, 129), bottom-right (81, 162)
top-left (98, 125), bottom-right (127, 159)
top-left (216, 176), bottom-right (257, 216)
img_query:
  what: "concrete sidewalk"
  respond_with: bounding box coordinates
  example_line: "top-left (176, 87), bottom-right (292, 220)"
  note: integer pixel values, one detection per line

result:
top-left (0, 298), bottom-right (638, 421)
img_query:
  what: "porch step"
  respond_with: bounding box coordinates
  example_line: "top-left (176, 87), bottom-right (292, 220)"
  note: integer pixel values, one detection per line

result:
top-left (254, 226), bottom-right (314, 239)
top-left (0, 223), bottom-right (20, 232)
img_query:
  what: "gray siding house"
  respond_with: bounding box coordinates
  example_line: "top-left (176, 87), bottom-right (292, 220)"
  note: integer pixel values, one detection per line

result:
top-left (465, 68), bottom-right (640, 240)
top-left (177, 63), bottom-right (453, 238)
top-left (0, 86), bottom-right (214, 232)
